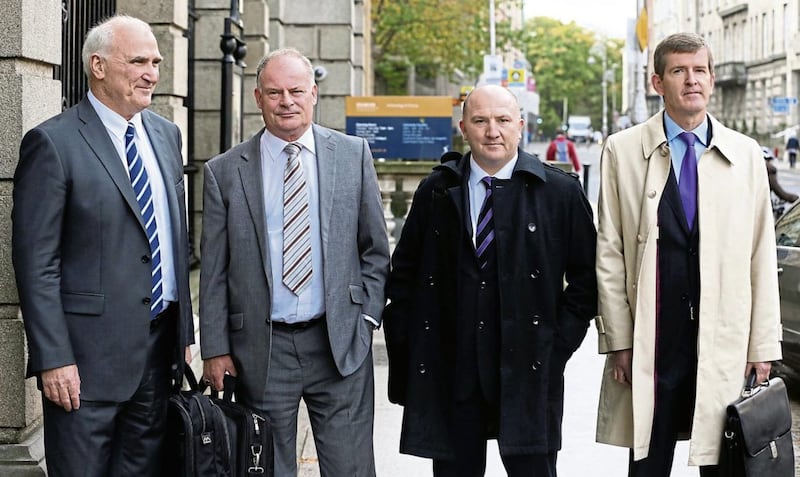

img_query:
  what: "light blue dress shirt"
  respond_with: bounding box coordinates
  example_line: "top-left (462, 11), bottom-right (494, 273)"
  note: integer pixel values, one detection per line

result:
top-left (663, 112), bottom-right (709, 184)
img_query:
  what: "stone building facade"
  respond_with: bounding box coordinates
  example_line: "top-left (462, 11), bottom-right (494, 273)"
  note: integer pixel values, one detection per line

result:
top-left (647, 0), bottom-right (800, 141)
top-left (0, 0), bottom-right (371, 474)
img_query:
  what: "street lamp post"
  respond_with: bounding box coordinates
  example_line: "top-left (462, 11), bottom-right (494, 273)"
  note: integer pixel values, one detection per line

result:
top-left (601, 49), bottom-right (608, 139)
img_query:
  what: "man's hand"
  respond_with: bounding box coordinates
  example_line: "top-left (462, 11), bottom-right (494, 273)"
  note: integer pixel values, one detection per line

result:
top-left (185, 345), bottom-right (193, 364)
top-left (745, 361), bottom-right (772, 385)
top-left (202, 355), bottom-right (237, 391)
top-left (611, 349), bottom-right (633, 386)
top-left (41, 365), bottom-right (81, 412)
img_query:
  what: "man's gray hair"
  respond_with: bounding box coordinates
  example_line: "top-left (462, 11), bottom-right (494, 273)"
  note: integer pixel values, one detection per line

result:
top-left (82, 15), bottom-right (153, 77)
top-left (255, 47), bottom-right (314, 88)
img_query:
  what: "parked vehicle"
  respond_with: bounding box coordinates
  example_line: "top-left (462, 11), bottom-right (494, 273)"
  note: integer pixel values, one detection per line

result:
top-left (774, 201), bottom-right (800, 382)
top-left (567, 115), bottom-right (593, 144)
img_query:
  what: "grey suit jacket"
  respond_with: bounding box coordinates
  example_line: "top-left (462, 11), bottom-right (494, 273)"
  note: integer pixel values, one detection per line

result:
top-left (12, 97), bottom-right (194, 402)
top-left (200, 125), bottom-right (389, 401)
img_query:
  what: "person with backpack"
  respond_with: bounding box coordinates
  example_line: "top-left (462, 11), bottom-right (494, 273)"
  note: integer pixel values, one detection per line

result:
top-left (546, 133), bottom-right (582, 172)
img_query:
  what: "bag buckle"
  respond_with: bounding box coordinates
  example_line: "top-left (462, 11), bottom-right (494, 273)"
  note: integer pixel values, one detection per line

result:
top-left (770, 440), bottom-right (778, 459)
top-left (248, 444), bottom-right (265, 473)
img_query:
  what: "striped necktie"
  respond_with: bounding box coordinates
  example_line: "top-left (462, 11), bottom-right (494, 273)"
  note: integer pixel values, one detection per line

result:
top-left (125, 123), bottom-right (163, 319)
top-left (282, 142), bottom-right (313, 294)
top-left (475, 176), bottom-right (496, 269)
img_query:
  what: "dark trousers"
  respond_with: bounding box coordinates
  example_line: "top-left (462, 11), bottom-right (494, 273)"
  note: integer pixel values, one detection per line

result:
top-left (433, 388), bottom-right (557, 477)
top-left (43, 306), bottom-right (176, 477)
top-left (628, 381), bottom-right (719, 477)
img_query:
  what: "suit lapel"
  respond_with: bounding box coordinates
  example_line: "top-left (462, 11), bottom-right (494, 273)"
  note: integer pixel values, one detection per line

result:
top-left (142, 111), bottom-right (180, 233)
top-left (77, 99), bottom-right (145, 229)
top-left (313, 125), bottom-right (335, 260)
top-left (238, 132), bottom-right (272, 290)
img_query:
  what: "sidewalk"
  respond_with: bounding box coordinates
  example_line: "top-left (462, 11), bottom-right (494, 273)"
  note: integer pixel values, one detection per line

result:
top-left (295, 327), bottom-right (699, 476)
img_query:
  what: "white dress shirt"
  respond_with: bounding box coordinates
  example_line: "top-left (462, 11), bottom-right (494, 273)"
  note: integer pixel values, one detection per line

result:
top-left (87, 91), bottom-right (177, 308)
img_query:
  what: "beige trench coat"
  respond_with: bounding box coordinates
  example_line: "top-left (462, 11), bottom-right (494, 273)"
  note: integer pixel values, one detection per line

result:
top-left (594, 111), bottom-right (783, 466)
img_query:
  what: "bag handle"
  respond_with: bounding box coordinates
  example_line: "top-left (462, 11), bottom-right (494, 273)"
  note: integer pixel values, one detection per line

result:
top-left (741, 368), bottom-right (770, 398)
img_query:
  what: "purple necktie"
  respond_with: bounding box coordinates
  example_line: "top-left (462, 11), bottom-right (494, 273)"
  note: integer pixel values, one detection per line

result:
top-left (475, 176), bottom-right (495, 269)
top-left (678, 132), bottom-right (698, 229)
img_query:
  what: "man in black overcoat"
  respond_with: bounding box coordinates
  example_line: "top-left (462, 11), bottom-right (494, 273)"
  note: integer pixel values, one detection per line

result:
top-left (383, 84), bottom-right (598, 476)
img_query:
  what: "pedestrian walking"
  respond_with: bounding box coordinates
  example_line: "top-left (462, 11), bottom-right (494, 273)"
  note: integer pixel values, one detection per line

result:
top-left (786, 134), bottom-right (798, 168)
top-left (546, 133), bottom-right (582, 172)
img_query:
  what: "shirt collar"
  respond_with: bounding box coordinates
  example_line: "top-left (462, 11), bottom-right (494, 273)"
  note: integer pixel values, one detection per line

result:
top-left (468, 153), bottom-right (518, 188)
top-left (87, 90), bottom-right (143, 139)
top-left (664, 111), bottom-right (708, 146)
top-left (261, 127), bottom-right (316, 162)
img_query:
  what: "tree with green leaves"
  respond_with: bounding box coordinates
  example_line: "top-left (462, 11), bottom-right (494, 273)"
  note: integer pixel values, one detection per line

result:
top-left (372, 0), bottom-right (523, 94)
top-left (521, 17), bottom-right (623, 137)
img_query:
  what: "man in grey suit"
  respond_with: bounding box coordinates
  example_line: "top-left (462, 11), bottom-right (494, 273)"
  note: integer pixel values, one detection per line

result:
top-left (200, 47), bottom-right (389, 476)
top-left (12, 15), bottom-right (194, 477)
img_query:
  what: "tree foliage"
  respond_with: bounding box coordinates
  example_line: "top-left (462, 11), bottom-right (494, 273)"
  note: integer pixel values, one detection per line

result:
top-left (372, 0), bottom-right (523, 94)
top-left (522, 17), bottom-right (623, 137)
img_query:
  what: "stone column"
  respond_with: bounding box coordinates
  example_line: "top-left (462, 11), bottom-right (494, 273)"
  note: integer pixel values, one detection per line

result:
top-left (0, 1), bottom-right (62, 475)
top-left (269, 0), bottom-right (373, 132)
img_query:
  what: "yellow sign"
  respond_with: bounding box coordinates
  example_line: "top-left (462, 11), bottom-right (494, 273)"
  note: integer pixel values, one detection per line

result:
top-left (636, 6), bottom-right (648, 52)
top-left (345, 96), bottom-right (453, 117)
top-left (507, 68), bottom-right (525, 86)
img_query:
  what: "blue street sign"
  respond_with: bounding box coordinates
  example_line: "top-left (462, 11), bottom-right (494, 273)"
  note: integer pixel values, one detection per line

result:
top-left (770, 96), bottom-right (798, 106)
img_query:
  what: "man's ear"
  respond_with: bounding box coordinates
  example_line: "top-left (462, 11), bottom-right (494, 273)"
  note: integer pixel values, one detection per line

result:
top-left (90, 54), bottom-right (105, 81)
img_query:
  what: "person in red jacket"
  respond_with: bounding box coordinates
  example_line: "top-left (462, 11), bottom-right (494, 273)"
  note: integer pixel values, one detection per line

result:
top-left (546, 133), bottom-right (582, 172)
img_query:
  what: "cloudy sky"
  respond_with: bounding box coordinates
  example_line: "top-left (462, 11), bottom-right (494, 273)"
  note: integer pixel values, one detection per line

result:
top-left (523, 0), bottom-right (637, 39)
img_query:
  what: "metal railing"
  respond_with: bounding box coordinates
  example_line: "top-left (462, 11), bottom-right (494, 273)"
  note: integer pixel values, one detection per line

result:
top-left (56, 0), bottom-right (116, 110)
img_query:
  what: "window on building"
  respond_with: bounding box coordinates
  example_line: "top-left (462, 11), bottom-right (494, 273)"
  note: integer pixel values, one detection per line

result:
top-left (56, 0), bottom-right (117, 110)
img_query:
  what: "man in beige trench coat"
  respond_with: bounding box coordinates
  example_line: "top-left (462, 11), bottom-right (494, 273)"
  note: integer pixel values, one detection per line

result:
top-left (595, 33), bottom-right (782, 476)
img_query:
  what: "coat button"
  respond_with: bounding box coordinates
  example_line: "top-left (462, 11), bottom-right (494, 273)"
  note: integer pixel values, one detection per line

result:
top-left (142, 297), bottom-right (152, 305)
top-left (423, 320), bottom-right (430, 331)
top-left (428, 275), bottom-right (435, 286)
top-left (637, 234), bottom-right (644, 243)
top-left (532, 314), bottom-right (541, 326)
top-left (647, 190), bottom-right (657, 198)
top-left (141, 255), bottom-right (150, 263)
top-left (527, 223), bottom-right (536, 232)
top-left (418, 363), bottom-right (426, 374)
top-left (530, 269), bottom-right (540, 279)
top-left (478, 321), bottom-right (485, 330)
top-left (480, 281), bottom-right (487, 290)
top-left (531, 360), bottom-right (542, 371)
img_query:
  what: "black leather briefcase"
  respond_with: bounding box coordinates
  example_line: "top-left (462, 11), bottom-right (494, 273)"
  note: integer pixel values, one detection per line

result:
top-left (719, 371), bottom-right (794, 477)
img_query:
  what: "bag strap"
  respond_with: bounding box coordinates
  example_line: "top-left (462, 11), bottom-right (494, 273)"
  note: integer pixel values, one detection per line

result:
top-left (179, 365), bottom-right (201, 392)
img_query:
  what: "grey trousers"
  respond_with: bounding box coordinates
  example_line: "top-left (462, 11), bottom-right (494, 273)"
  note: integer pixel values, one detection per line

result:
top-left (258, 321), bottom-right (376, 477)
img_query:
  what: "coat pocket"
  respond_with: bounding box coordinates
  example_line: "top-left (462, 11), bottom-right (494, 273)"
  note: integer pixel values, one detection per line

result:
top-left (61, 292), bottom-right (104, 315)
top-left (228, 313), bottom-right (244, 331)
top-left (349, 284), bottom-right (367, 305)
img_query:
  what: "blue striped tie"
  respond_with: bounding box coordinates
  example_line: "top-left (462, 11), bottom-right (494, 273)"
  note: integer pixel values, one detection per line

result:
top-left (475, 176), bottom-right (496, 269)
top-left (125, 123), bottom-right (163, 319)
